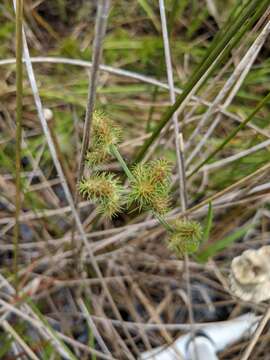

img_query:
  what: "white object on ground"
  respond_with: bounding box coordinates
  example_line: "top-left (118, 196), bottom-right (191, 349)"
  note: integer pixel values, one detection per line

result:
top-left (140, 313), bottom-right (258, 360)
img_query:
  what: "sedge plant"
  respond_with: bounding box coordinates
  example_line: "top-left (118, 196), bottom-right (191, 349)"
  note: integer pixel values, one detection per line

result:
top-left (78, 111), bottom-right (202, 257)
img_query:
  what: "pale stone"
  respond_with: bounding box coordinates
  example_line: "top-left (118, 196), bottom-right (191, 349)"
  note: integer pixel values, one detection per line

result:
top-left (230, 246), bottom-right (270, 303)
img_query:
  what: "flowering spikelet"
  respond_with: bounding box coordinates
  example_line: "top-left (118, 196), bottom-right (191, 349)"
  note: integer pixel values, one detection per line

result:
top-left (78, 173), bottom-right (123, 217)
top-left (167, 219), bottom-right (202, 256)
top-left (86, 111), bottom-right (121, 165)
top-left (128, 159), bottom-right (171, 214)
top-left (149, 159), bottom-right (171, 186)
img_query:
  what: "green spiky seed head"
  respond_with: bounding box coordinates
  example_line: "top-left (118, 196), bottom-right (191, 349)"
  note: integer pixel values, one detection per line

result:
top-left (86, 111), bottom-right (122, 165)
top-left (128, 159), bottom-right (171, 214)
top-left (149, 159), bottom-right (171, 185)
top-left (151, 194), bottom-right (171, 215)
top-left (129, 163), bottom-right (155, 209)
top-left (167, 219), bottom-right (202, 256)
top-left (78, 173), bottom-right (124, 217)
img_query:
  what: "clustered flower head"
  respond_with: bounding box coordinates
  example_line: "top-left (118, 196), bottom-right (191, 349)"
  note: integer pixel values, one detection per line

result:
top-left (128, 159), bottom-right (171, 214)
top-left (86, 111), bottom-right (121, 166)
top-left (79, 110), bottom-right (204, 258)
top-left (167, 219), bottom-right (202, 256)
top-left (78, 173), bottom-right (124, 218)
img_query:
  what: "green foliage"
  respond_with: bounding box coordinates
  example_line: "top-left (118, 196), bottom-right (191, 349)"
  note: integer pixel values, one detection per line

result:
top-left (0, 21), bottom-right (14, 57)
top-left (167, 219), bottom-right (203, 256)
top-left (197, 225), bottom-right (252, 263)
top-left (58, 36), bottom-right (90, 59)
top-left (202, 202), bottom-right (213, 243)
top-left (137, 0), bottom-right (161, 32)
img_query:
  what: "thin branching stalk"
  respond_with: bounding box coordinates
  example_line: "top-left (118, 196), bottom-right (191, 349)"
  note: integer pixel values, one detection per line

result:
top-left (109, 144), bottom-right (135, 181)
top-left (14, 0), bottom-right (23, 293)
top-left (154, 212), bottom-right (174, 233)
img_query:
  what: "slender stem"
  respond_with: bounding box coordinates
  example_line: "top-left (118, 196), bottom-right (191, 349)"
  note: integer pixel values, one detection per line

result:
top-left (159, 0), bottom-right (188, 213)
top-left (154, 212), bottom-right (174, 233)
top-left (77, 0), bottom-right (110, 183)
top-left (71, 0), bottom-right (110, 263)
top-left (109, 144), bottom-right (135, 182)
top-left (14, 0), bottom-right (23, 294)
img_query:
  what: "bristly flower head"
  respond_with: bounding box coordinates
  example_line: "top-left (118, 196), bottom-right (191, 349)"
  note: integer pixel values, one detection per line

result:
top-left (167, 219), bottom-right (202, 256)
top-left (78, 173), bottom-right (124, 217)
top-left (86, 111), bottom-right (121, 165)
top-left (128, 159), bottom-right (171, 214)
top-left (149, 159), bottom-right (171, 185)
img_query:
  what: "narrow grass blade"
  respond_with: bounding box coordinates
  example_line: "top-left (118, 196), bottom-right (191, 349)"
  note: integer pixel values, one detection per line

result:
top-left (138, 0), bottom-right (160, 32)
top-left (202, 202), bottom-right (213, 243)
top-left (197, 225), bottom-right (252, 263)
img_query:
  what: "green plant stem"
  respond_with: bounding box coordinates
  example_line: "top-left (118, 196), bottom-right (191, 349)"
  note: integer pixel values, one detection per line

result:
top-left (109, 144), bottom-right (135, 181)
top-left (134, 0), bottom-right (268, 163)
top-left (14, 0), bottom-right (23, 294)
top-left (188, 90), bottom-right (270, 178)
top-left (154, 212), bottom-right (174, 233)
